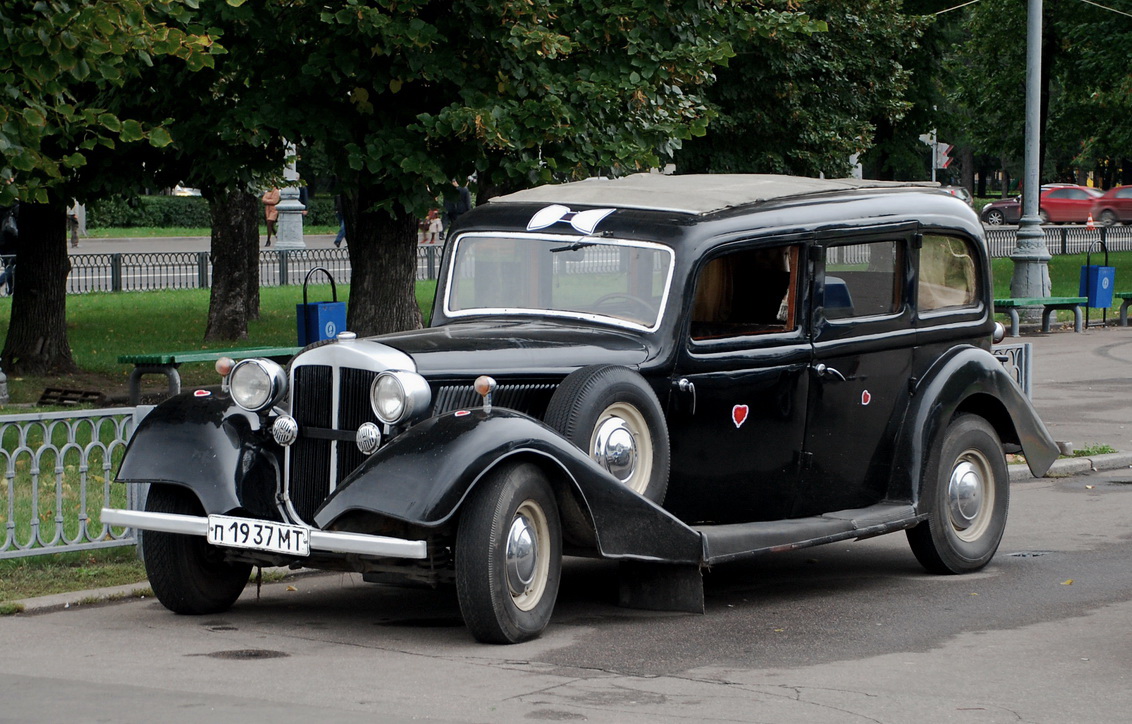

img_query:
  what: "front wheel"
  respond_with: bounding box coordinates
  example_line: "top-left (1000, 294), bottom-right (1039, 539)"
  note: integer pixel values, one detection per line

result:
top-left (983, 209), bottom-right (1006, 226)
top-left (142, 485), bottom-right (252, 614)
top-left (455, 462), bottom-right (562, 644)
top-left (1100, 210), bottom-right (1119, 226)
top-left (907, 415), bottom-right (1009, 574)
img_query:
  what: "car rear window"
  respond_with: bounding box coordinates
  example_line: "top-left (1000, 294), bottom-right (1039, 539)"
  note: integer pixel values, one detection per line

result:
top-left (918, 234), bottom-right (978, 311)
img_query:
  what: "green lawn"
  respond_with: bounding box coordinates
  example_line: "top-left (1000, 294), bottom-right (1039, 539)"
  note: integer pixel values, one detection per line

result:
top-left (0, 280), bottom-right (438, 404)
top-left (85, 225), bottom-right (340, 238)
top-left (991, 251), bottom-right (1131, 322)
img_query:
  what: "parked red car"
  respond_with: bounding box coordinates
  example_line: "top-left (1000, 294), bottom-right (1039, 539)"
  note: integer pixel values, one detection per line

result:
top-left (981, 184), bottom-right (1103, 225)
top-left (1089, 186), bottom-right (1132, 225)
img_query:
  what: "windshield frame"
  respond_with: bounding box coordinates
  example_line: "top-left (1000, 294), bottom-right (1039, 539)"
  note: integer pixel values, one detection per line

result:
top-left (441, 231), bottom-right (677, 333)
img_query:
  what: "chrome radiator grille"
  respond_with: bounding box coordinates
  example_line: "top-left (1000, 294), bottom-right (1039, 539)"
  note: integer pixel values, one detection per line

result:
top-left (287, 365), bottom-right (380, 523)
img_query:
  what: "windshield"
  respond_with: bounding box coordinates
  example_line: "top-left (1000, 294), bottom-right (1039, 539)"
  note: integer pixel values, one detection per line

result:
top-left (444, 233), bottom-right (675, 330)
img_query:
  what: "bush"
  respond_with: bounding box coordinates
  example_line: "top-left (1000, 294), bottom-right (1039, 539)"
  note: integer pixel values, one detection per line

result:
top-left (87, 195), bottom-right (212, 228)
top-left (88, 194), bottom-right (338, 229)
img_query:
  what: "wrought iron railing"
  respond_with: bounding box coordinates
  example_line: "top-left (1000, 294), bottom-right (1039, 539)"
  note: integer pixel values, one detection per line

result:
top-left (0, 407), bottom-right (146, 559)
top-left (57, 246), bottom-right (443, 294)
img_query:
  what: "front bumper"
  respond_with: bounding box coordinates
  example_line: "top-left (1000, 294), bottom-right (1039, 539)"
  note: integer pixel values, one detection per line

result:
top-left (100, 508), bottom-right (429, 560)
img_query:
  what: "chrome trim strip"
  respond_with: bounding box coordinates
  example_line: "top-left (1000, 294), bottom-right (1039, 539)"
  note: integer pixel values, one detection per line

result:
top-left (100, 508), bottom-right (429, 560)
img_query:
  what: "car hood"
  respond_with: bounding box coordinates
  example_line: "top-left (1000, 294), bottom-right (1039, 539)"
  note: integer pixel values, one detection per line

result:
top-left (375, 320), bottom-right (653, 377)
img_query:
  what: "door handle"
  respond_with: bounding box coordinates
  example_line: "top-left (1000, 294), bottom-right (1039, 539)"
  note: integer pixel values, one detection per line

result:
top-left (812, 363), bottom-right (847, 381)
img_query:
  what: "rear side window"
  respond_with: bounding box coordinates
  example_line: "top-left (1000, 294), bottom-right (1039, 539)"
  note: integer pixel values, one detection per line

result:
top-left (918, 234), bottom-right (978, 311)
top-left (823, 240), bottom-right (902, 320)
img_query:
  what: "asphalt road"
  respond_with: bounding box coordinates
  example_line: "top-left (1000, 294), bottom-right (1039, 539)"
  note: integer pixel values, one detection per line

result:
top-left (2, 468), bottom-right (1131, 723)
top-left (3, 278), bottom-right (1131, 723)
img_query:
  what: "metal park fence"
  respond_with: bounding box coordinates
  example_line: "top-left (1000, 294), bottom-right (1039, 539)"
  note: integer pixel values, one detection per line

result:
top-left (983, 225), bottom-right (1132, 259)
top-left (1, 229), bottom-right (1124, 296)
top-left (0, 407), bottom-right (145, 559)
top-left (58, 246), bottom-right (444, 295)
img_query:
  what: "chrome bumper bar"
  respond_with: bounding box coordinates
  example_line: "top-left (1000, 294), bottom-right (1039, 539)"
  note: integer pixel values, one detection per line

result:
top-left (100, 508), bottom-right (429, 560)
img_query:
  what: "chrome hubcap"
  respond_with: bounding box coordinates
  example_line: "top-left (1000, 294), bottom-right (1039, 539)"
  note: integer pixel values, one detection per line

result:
top-left (504, 498), bottom-right (551, 611)
top-left (505, 513), bottom-right (537, 597)
top-left (589, 402), bottom-right (653, 495)
top-left (947, 450), bottom-right (994, 542)
top-left (948, 461), bottom-right (982, 530)
top-left (593, 416), bottom-right (638, 482)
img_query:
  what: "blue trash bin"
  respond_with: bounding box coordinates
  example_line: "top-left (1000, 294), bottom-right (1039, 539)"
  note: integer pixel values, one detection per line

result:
top-left (1079, 265), bottom-right (1115, 309)
top-left (297, 267), bottom-right (347, 345)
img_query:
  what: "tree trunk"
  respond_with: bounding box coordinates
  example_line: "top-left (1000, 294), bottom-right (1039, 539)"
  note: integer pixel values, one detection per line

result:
top-left (1, 201), bottom-right (76, 375)
top-left (343, 186), bottom-right (422, 336)
top-left (204, 189), bottom-right (261, 341)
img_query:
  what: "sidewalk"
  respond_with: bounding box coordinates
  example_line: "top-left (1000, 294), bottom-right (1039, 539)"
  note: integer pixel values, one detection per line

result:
top-left (71, 233), bottom-right (341, 255)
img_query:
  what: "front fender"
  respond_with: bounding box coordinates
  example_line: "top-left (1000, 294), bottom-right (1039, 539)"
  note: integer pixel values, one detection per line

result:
top-left (116, 390), bottom-right (283, 518)
top-left (314, 410), bottom-right (703, 564)
top-left (892, 346), bottom-right (1058, 504)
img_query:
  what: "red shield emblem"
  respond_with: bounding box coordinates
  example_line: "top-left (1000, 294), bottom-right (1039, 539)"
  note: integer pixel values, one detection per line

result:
top-left (732, 404), bottom-right (749, 428)
top-left (861, 390), bottom-right (872, 406)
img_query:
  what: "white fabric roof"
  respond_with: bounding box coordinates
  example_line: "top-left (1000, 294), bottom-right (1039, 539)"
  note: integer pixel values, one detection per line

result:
top-left (490, 173), bottom-right (937, 215)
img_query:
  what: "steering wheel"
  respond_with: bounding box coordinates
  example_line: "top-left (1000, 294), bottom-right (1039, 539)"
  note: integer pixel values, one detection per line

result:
top-left (591, 293), bottom-right (656, 321)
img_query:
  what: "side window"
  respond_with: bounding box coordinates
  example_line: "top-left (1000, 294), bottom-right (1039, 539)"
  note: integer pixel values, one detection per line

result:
top-left (1117, 188), bottom-right (1132, 199)
top-left (823, 240), bottom-right (901, 320)
top-left (918, 234), bottom-right (978, 311)
top-left (690, 244), bottom-right (800, 340)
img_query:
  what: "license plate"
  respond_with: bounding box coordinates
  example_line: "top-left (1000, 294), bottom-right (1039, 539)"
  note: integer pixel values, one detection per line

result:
top-left (207, 515), bottom-right (310, 557)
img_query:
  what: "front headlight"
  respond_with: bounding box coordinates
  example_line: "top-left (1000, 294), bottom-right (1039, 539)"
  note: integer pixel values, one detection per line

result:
top-left (370, 370), bottom-right (431, 425)
top-left (229, 359), bottom-right (287, 412)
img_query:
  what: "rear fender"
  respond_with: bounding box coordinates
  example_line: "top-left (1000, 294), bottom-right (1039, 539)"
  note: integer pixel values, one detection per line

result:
top-left (891, 346), bottom-right (1058, 505)
top-left (314, 410), bottom-right (702, 564)
top-left (116, 390), bottom-right (283, 518)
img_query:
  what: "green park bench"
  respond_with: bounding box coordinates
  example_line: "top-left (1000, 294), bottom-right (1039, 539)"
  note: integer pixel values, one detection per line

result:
top-left (119, 345), bottom-right (301, 405)
top-left (1117, 292), bottom-right (1132, 327)
top-left (993, 296), bottom-right (1086, 337)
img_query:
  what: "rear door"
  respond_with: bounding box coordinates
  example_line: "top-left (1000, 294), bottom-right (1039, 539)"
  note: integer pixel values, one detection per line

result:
top-left (797, 227), bottom-right (916, 517)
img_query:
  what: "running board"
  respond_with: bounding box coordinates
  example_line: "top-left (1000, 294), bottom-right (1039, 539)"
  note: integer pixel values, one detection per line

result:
top-left (696, 503), bottom-right (923, 565)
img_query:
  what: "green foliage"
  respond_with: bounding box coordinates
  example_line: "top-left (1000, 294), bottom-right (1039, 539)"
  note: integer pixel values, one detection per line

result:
top-left (85, 195), bottom-right (336, 228)
top-left (675, 0), bottom-right (920, 176)
top-left (86, 195), bottom-right (211, 228)
top-left (948, 0), bottom-right (1129, 182)
top-left (0, 0), bottom-right (226, 206)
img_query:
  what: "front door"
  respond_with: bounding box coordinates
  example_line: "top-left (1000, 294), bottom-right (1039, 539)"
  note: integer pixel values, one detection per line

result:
top-left (666, 239), bottom-right (810, 525)
top-left (797, 230), bottom-right (916, 517)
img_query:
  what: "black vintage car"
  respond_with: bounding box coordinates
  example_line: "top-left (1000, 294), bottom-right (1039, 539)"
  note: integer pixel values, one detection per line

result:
top-left (103, 174), bottom-right (1058, 644)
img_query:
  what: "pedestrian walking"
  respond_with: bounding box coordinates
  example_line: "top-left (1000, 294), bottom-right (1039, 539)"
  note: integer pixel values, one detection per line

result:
top-left (333, 194), bottom-right (347, 248)
top-left (262, 187), bottom-right (280, 247)
top-left (442, 178), bottom-right (472, 238)
top-left (0, 200), bottom-right (18, 295)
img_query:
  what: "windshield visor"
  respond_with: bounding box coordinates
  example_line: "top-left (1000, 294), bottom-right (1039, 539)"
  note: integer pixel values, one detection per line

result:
top-left (444, 233), bottom-right (674, 331)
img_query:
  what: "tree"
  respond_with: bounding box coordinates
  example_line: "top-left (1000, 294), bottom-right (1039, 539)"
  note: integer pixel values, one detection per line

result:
top-left (675, 1), bottom-right (919, 178)
top-left (98, 1), bottom-right (292, 341)
top-left (255, 0), bottom-right (820, 336)
top-left (0, 0), bottom-right (220, 373)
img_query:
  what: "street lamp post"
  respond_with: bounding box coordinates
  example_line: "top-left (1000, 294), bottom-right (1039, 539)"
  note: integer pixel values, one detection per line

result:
top-left (275, 143), bottom-right (307, 250)
top-left (1009, 0), bottom-right (1051, 301)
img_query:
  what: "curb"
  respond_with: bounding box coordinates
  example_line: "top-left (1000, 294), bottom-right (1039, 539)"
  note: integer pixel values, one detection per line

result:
top-left (1010, 451), bottom-right (1132, 481)
top-left (6, 566), bottom-right (318, 615)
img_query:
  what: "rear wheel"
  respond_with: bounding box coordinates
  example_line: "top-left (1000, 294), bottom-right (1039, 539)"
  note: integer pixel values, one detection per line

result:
top-left (455, 462), bottom-right (562, 644)
top-left (142, 485), bottom-right (251, 614)
top-left (907, 415), bottom-right (1009, 574)
top-left (983, 208), bottom-right (1006, 226)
